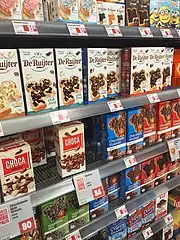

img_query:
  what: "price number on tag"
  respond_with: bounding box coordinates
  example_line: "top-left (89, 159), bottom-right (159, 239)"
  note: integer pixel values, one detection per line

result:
top-left (177, 89), bottom-right (180, 97)
top-left (0, 122), bottom-right (4, 137)
top-left (160, 28), bottom-right (173, 38)
top-left (142, 227), bottom-right (153, 239)
top-left (67, 24), bottom-right (88, 36)
top-left (105, 26), bottom-right (122, 37)
top-left (92, 186), bottom-right (104, 199)
top-left (107, 100), bottom-right (124, 112)
top-left (50, 110), bottom-right (70, 125)
top-left (124, 155), bottom-right (137, 168)
top-left (176, 29), bottom-right (180, 37)
top-left (65, 230), bottom-right (82, 240)
top-left (115, 205), bottom-right (128, 220)
top-left (12, 21), bottom-right (38, 35)
top-left (164, 213), bottom-right (173, 225)
top-left (147, 93), bottom-right (160, 103)
top-left (139, 27), bottom-right (153, 37)
top-left (19, 217), bottom-right (36, 234)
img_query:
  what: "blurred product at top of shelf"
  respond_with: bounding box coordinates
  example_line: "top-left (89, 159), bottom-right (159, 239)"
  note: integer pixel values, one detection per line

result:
top-left (172, 49), bottom-right (180, 87)
top-left (126, 107), bottom-right (144, 155)
top-left (19, 48), bottom-right (58, 115)
top-left (0, 0), bottom-right (22, 19)
top-left (127, 206), bottom-right (142, 238)
top-left (150, 0), bottom-right (179, 28)
top-left (172, 209), bottom-right (180, 238)
top-left (55, 48), bottom-right (84, 109)
top-left (0, 134), bottom-right (24, 145)
top-left (53, 121), bottom-right (86, 178)
top-left (166, 157), bottom-right (179, 181)
top-left (21, 0), bottom-right (44, 20)
top-left (39, 195), bottom-right (69, 240)
top-left (43, 126), bottom-right (56, 158)
top-left (108, 173), bottom-right (120, 202)
top-left (0, 49), bottom-right (25, 120)
top-left (168, 187), bottom-right (180, 209)
top-left (155, 192), bottom-right (168, 220)
top-left (141, 157), bottom-right (155, 194)
top-left (119, 164), bottom-right (141, 201)
top-left (142, 199), bottom-right (155, 229)
top-left (89, 177), bottom-right (109, 220)
top-left (0, 141), bottom-right (36, 202)
top-left (97, 1), bottom-right (125, 25)
top-left (66, 191), bottom-right (90, 231)
top-left (162, 222), bottom-right (174, 240)
top-left (107, 49), bottom-right (121, 99)
top-left (154, 153), bottom-right (167, 187)
top-left (172, 98), bottom-right (180, 138)
top-left (143, 104), bottom-right (157, 147)
top-left (162, 48), bottom-right (174, 90)
top-left (82, 48), bottom-right (107, 104)
top-left (21, 128), bottom-right (47, 167)
top-left (125, 0), bottom-right (150, 27)
top-left (157, 100), bottom-right (172, 142)
top-left (78, 0), bottom-right (97, 23)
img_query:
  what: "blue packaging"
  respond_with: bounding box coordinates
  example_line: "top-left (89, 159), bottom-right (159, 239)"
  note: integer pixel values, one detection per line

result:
top-left (128, 207), bottom-right (142, 238)
top-left (119, 164), bottom-right (141, 201)
top-left (82, 48), bottom-right (107, 104)
top-left (101, 111), bottom-right (126, 161)
top-left (107, 217), bottom-right (127, 240)
top-left (127, 107), bottom-right (144, 154)
top-left (108, 174), bottom-right (119, 202)
top-left (142, 200), bottom-right (155, 229)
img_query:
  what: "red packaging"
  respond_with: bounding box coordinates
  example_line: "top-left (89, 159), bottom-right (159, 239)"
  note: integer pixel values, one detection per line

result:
top-left (172, 49), bottom-right (180, 87)
top-left (155, 192), bottom-right (168, 220)
top-left (142, 200), bottom-right (155, 229)
top-left (127, 208), bottom-right (142, 238)
top-left (167, 153), bottom-right (179, 180)
top-left (141, 158), bottom-right (155, 193)
top-left (154, 154), bottom-right (167, 187)
top-left (157, 101), bottom-right (172, 142)
top-left (144, 104), bottom-right (157, 147)
top-left (172, 99), bottom-right (180, 138)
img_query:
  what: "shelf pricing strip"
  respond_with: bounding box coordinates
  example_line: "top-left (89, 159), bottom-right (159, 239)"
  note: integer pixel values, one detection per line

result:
top-left (107, 100), bottom-right (124, 112)
top-left (164, 213), bottom-right (173, 225)
top-left (12, 21), bottom-right (38, 35)
top-left (105, 25), bottom-right (122, 37)
top-left (160, 28), bottom-right (173, 38)
top-left (73, 169), bottom-right (104, 205)
top-left (50, 110), bottom-right (70, 125)
top-left (0, 196), bottom-right (36, 239)
top-left (142, 227), bottom-right (153, 239)
top-left (67, 23), bottom-right (88, 36)
top-left (124, 155), bottom-right (137, 168)
top-left (147, 93), bottom-right (160, 103)
top-left (65, 230), bottom-right (82, 240)
top-left (115, 205), bottom-right (128, 220)
top-left (139, 27), bottom-right (153, 37)
top-left (167, 138), bottom-right (180, 162)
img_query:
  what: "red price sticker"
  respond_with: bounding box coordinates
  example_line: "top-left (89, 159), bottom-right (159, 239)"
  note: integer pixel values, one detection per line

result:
top-left (124, 155), bottom-right (137, 168)
top-left (160, 28), bottom-right (173, 38)
top-left (67, 24), bottom-right (88, 36)
top-left (115, 205), bottom-right (128, 220)
top-left (142, 227), bottom-right (153, 239)
top-left (147, 93), bottom-right (160, 103)
top-left (176, 29), bottom-right (180, 38)
top-left (76, 177), bottom-right (86, 192)
top-left (65, 230), bottom-right (82, 240)
top-left (12, 21), bottom-right (38, 35)
top-left (92, 186), bottom-right (104, 199)
top-left (0, 207), bottom-right (10, 227)
top-left (50, 110), bottom-right (70, 125)
top-left (139, 27), bottom-right (153, 37)
top-left (107, 100), bottom-right (124, 112)
top-left (105, 26), bottom-right (122, 37)
top-left (18, 217), bottom-right (36, 234)
top-left (164, 214), bottom-right (173, 225)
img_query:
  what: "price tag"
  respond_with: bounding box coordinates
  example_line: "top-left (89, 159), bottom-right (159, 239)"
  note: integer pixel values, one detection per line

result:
top-left (105, 26), bottom-right (122, 37)
top-left (167, 138), bottom-right (180, 162)
top-left (0, 122), bottom-right (4, 137)
top-left (107, 100), bottom-right (124, 112)
top-left (147, 93), bottom-right (160, 103)
top-left (65, 230), bottom-right (82, 240)
top-left (142, 227), bottom-right (153, 239)
top-left (73, 169), bottom-right (104, 205)
top-left (164, 213), bottom-right (173, 225)
top-left (160, 28), bottom-right (173, 38)
top-left (176, 29), bottom-right (180, 37)
top-left (115, 205), bottom-right (128, 220)
top-left (67, 24), bottom-right (88, 36)
top-left (124, 155), bottom-right (137, 168)
top-left (177, 89), bottom-right (180, 97)
top-left (139, 27), bottom-right (153, 37)
top-left (12, 21), bottom-right (38, 35)
top-left (0, 196), bottom-right (36, 239)
top-left (50, 110), bottom-right (70, 125)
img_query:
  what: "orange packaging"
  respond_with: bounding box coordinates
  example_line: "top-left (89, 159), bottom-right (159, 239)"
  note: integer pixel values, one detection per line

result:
top-left (172, 49), bottom-right (180, 87)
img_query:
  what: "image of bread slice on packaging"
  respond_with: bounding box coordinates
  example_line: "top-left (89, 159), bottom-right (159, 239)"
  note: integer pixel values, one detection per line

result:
top-left (22, 0), bottom-right (40, 19)
top-left (80, 0), bottom-right (95, 17)
top-left (0, 0), bottom-right (16, 17)
top-left (60, 0), bottom-right (76, 15)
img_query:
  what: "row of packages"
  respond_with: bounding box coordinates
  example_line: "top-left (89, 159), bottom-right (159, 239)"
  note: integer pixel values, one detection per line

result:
top-left (0, 47), bottom-right (179, 120)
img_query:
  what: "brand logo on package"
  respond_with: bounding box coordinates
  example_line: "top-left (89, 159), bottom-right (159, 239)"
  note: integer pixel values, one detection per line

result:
top-left (89, 51), bottom-right (106, 67)
top-left (0, 53), bottom-right (18, 74)
top-left (63, 133), bottom-right (83, 151)
top-left (58, 51), bottom-right (81, 69)
top-left (2, 152), bottom-right (30, 176)
top-left (23, 52), bottom-right (53, 72)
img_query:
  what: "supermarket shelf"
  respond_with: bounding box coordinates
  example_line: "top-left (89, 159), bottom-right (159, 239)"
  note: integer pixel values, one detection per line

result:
top-left (30, 140), bottom-right (171, 207)
top-left (1, 88), bottom-right (179, 136)
top-left (80, 175), bottom-right (180, 240)
top-left (0, 21), bottom-right (180, 48)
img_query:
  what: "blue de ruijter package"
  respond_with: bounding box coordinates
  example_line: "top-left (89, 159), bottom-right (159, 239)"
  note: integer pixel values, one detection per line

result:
top-left (119, 164), bottom-right (141, 201)
top-left (100, 111), bottom-right (126, 161)
top-left (107, 217), bottom-right (127, 240)
top-left (127, 107), bottom-right (144, 154)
